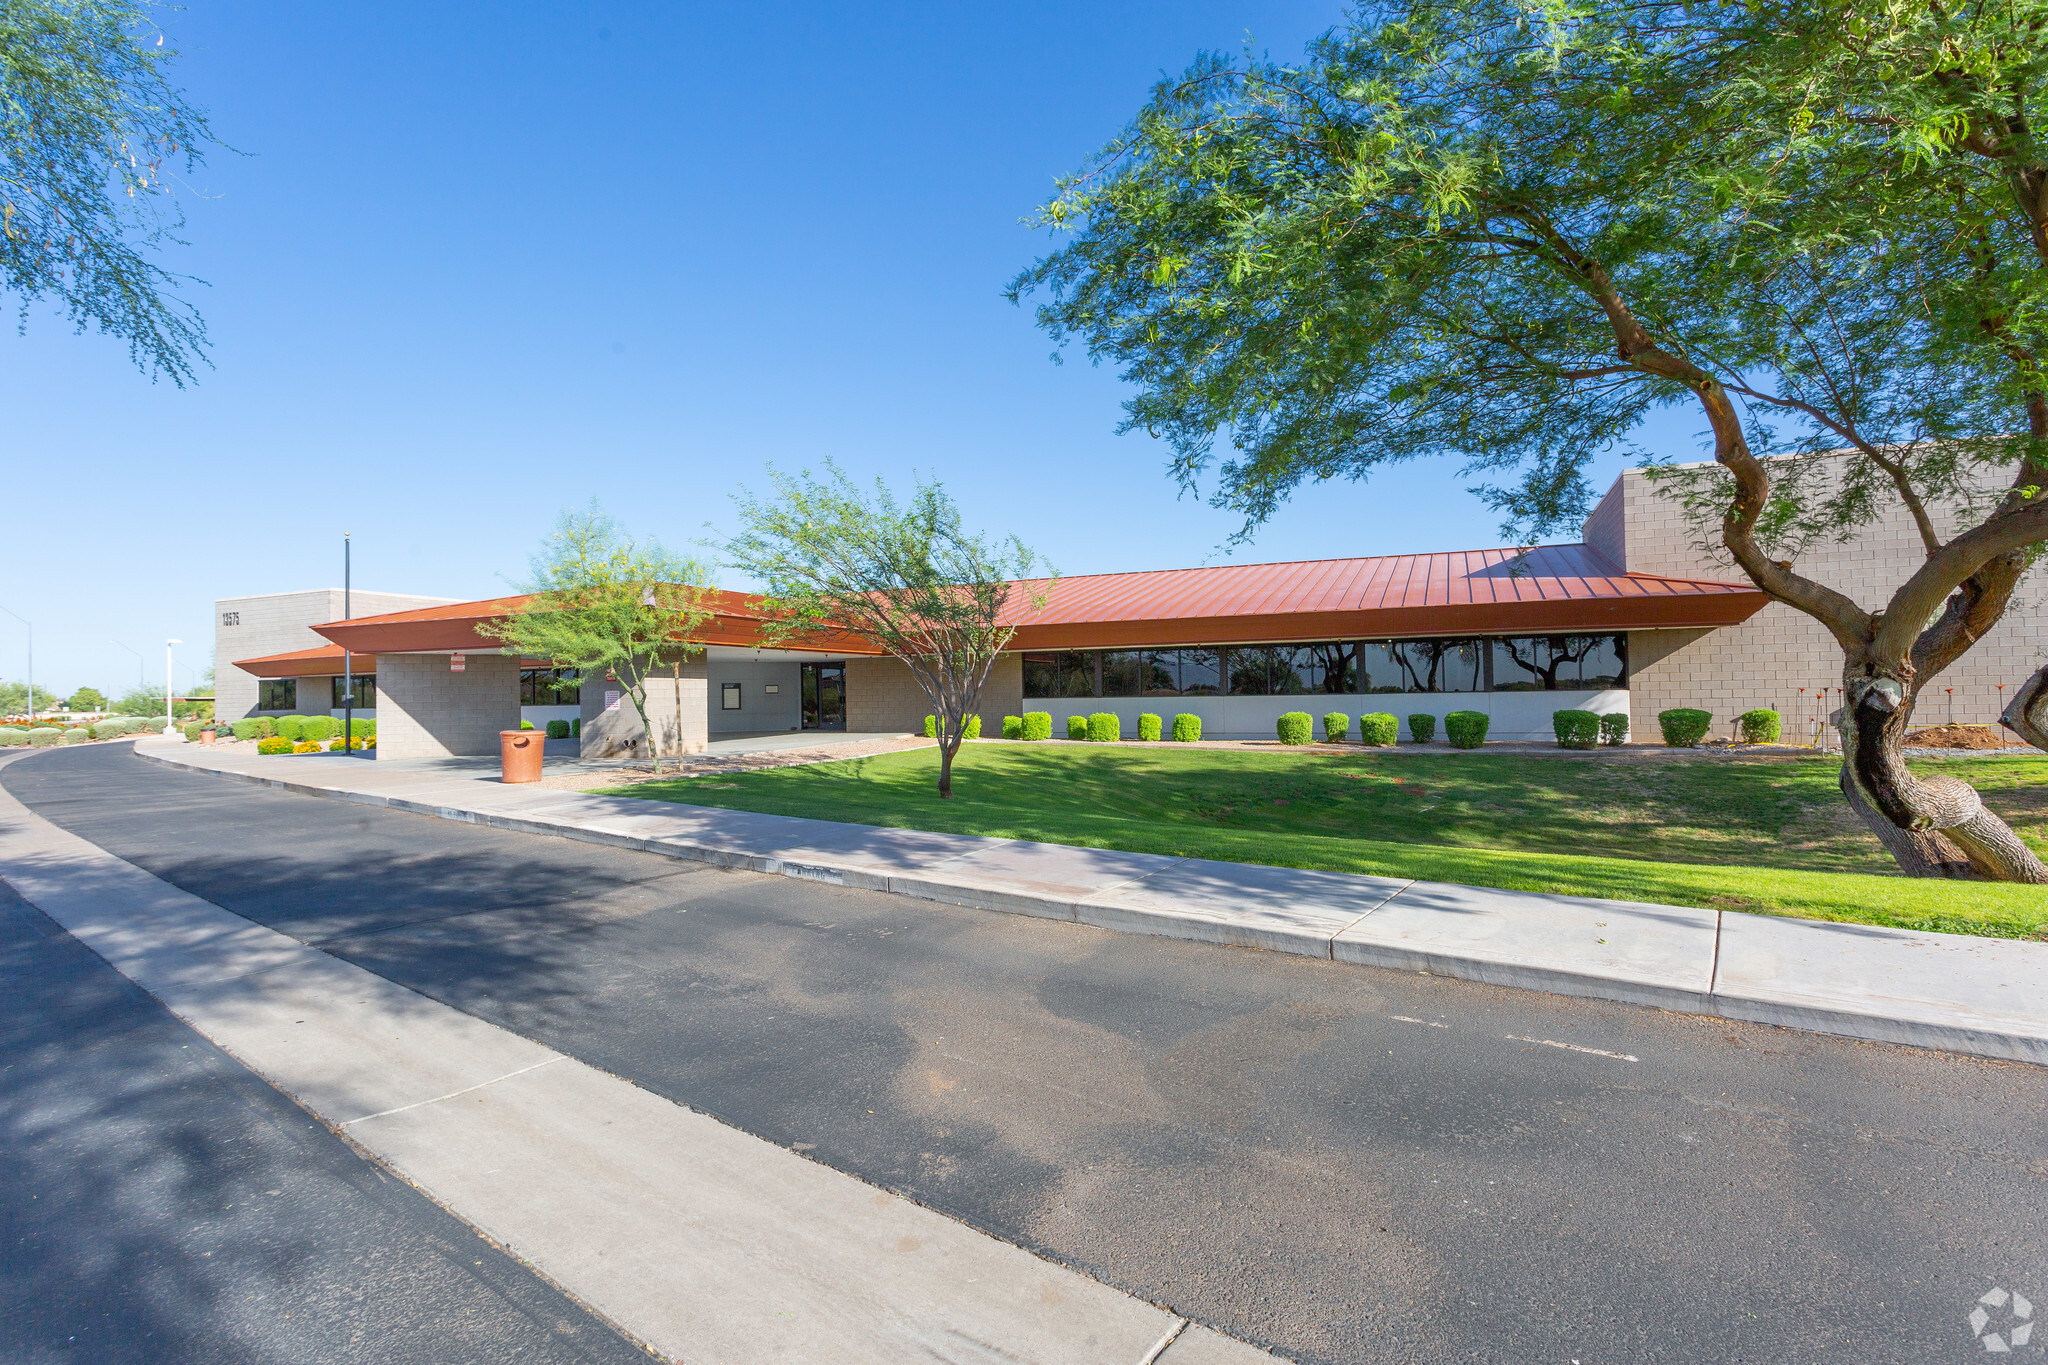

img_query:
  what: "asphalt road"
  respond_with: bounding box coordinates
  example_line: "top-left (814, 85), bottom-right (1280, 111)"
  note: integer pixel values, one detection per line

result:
top-left (7, 742), bottom-right (2047, 1364)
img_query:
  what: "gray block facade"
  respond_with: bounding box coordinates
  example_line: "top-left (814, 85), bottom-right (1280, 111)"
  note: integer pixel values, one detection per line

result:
top-left (705, 658), bottom-right (802, 735)
top-left (376, 652), bottom-right (522, 759)
top-left (215, 588), bottom-right (457, 720)
top-left (580, 657), bottom-right (709, 759)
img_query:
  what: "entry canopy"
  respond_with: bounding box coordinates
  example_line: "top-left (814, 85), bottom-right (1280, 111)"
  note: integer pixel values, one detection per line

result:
top-left (243, 544), bottom-right (1764, 674)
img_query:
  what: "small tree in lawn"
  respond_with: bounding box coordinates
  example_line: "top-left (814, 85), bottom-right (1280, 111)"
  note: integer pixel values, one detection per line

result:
top-left (723, 465), bottom-right (1052, 799)
top-left (479, 505), bottom-right (713, 775)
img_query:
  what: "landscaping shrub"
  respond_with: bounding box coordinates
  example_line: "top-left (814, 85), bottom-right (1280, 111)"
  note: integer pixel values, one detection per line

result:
top-left (1407, 713), bottom-right (1437, 743)
top-left (1658, 708), bottom-right (1712, 747)
top-left (26, 728), bottom-right (62, 748)
top-left (274, 715), bottom-right (308, 742)
top-left (1086, 712), bottom-right (1120, 742)
top-left (256, 736), bottom-right (293, 755)
top-left (0, 729), bottom-right (25, 747)
top-left (1445, 711), bottom-right (1490, 749)
top-left (1067, 714), bottom-right (1088, 740)
top-left (231, 718), bottom-right (273, 741)
top-left (1021, 712), bottom-right (1052, 741)
top-left (90, 719), bottom-right (127, 739)
top-left (60, 728), bottom-right (89, 745)
top-left (1358, 713), bottom-right (1397, 747)
top-left (927, 714), bottom-right (982, 739)
top-left (1138, 713), bottom-right (1162, 741)
top-left (291, 740), bottom-right (321, 754)
top-left (1171, 712), bottom-right (1202, 742)
top-left (1739, 708), bottom-right (1783, 744)
top-left (329, 735), bottom-right (369, 751)
top-left (519, 719), bottom-right (536, 731)
top-left (1002, 715), bottom-right (1023, 739)
top-left (546, 719), bottom-right (571, 739)
top-left (572, 717), bottom-right (582, 739)
top-left (301, 716), bottom-right (338, 742)
top-left (1322, 712), bottom-right (1350, 743)
top-left (1553, 709), bottom-right (1600, 749)
top-left (1276, 711), bottom-right (1313, 745)
top-left (182, 721), bottom-right (205, 742)
top-left (1600, 712), bottom-right (1629, 746)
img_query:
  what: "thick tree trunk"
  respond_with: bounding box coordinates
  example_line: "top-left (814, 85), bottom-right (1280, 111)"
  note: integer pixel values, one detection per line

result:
top-left (2000, 663), bottom-right (2048, 751)
top-left (938, 734), bottom-right (959, 798)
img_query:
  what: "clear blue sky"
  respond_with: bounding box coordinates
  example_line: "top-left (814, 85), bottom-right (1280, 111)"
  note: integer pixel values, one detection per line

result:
top-left (2, 1), bottom-right (1708, 698)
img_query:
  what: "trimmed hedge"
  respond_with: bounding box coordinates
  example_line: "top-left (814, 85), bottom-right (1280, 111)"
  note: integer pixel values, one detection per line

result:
top-left (1086, 712), bottom-right (1120, 742)
top-left (1171, 712), bottom-right (1202, 742)
top-left (1021, 712), bottom-right (1052, 741)
top-left (518, 719), bottom-right (536, 731)
top-left (1407, 713), bottom-right (1437, 743)
top-left (924, 714), bottom-right (984, 740)
top-left (1738, 708), bottom-right (1782, 744)
top-left (1359, 713), bottom-right (1398, 747)
top-left (1600, 712), bottom-right (1629, 746)
top-left (0, 729), bottom-right (26, 747)
top-left (1001, 715), bottom-right (1023, 739)
top-left (256, 736), bottom-right (293, 755)
top-left (90, 719), bottom-right (128, 739)
top-left (1067, 714), bottom-right (1088, 740)
top-left (59, 728), bottom-right (88, 744)
top-left (1553, 709), bottom-right (1600, 749)
top-left (1322, 712), bottom-right (1350, 743)
top-left (572, 717), bottom-right (582, 739)
top-left (26, 728), bottom-right (63, 748)
top-left (274, 715), bottom-right (308, 742)
top-left (1445, 710), bottom-right (1490, 749)
top-left (231, 718), bottom-right (273, 741)
top-left (1658, 708), bottom-right (1712, 747)
top-left (1138, 713), bottom-right (1162, 741)
top-left (1276, 711), bottom-right (1313, 745)
top-left (546, 719), bottom-right (572, 739)
top-left (302, 716), bottom-right (339, 742)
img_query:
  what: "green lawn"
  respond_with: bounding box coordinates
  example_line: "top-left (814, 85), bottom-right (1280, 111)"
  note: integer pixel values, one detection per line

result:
top-left (600, 744), bottom-right (2048, 940)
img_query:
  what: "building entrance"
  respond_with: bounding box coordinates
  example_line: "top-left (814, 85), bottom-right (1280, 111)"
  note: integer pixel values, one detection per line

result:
top-left (800, 662), bottom-right (846, 731)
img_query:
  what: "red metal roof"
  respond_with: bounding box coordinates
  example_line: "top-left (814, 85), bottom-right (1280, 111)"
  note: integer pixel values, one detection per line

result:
top-left (230, 645), bottom-right (377, 678)
top-left (300, 544), bottom-right (1764, 659)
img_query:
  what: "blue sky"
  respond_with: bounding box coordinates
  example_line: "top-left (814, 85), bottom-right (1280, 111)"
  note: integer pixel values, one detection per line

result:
top-left (2, 1), bottom-right (1707, 698)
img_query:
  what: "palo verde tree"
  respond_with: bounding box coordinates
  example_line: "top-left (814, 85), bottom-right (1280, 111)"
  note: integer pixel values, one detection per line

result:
top-left (479, 504), bottom-right (713, 775)
top-left (1011, 0), bottom-right (2048, 881)
top-left (722, 464), bottom-right (1051, 799)
top-left (2, 0), bottom-right (218, 381)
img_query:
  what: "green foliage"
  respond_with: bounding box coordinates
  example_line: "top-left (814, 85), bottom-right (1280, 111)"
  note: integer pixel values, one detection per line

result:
top-left (1407, 714), bottom-right (1437, 744)
top-left (1359, 713), bottom-right (1398, 747)
top-left (111, 684), bottom-right (167, 717)
top-left (0, 728), bottom-right (25, 745)
top-left (301, 716), bottom-right (337, 742)
top-left (1001, 715), bottom-right (1024, 739)
top-left (930, 713), bottom-right (983, 740)
top-left (66, 686), bottom-right (107, 712)
top-left (1067, 714), bottom-right (1087, 740)
top-left (1021, 711), bottom-right (1052, 741)
top-left (546, 719), bottom-right (572, 739)
top-left (25, 728), bottom-right (62, 747)
top-left (479, 503), bottom-right (714, 775)
top-left (1553, 709), bottom-right (1601, 749)
top-left (1659, 709), bottom-right (1714, 747)
top-left (329, 734), bottom-right (369, 751)
top-left (572, 717), bottom-right (581, 739)
top-left (274, 715), bottom-right (307, 742)
top-left (255, 735), bottom-right (292, 755)
top-left (0, 680), bottom-right (61, 715)
top-left (181, 720), bottom-right (203, 741)
top-left (1086, 712), bottom-right (1120, 742)
top-left (1171, 712), bottom-right (1202, 742)
top-left (923, 714), bottom-right (937, 739)
top-left (1322, 712), bottom-right (1350, 742)
top-left (1276, 711), bottom-right (1312, 745)
top-left (231, 718), bottom-right (272, 741)
top-left (1138, 712), bottom-right (1163, 741)
top-left (89, 718), bottom-right (126, 739)
top-left (518, 719), bottom-right (535, 731)
top-left (1739, 708), bottom-right (1784, 744)
top-left (1445, 711), bottom-right (1490, 749)
top-left (291, 740), bottom-right (320, 754)
top-left (1600, 713), bottom-right (1630, 746)
top-left (60, 727), bottom-right (88, 744)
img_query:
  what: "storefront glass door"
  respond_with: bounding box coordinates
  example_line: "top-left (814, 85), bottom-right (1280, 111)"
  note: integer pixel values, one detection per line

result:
top-left (801, 663), bottom-right (846, 730)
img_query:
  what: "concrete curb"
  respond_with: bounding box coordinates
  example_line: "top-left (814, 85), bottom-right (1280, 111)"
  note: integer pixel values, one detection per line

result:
top-left (132, 745), bottom-right (2048, 1067)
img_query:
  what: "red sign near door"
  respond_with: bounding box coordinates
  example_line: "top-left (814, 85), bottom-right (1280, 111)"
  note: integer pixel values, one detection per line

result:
top-left (449, 652), bottom-right (466, 673)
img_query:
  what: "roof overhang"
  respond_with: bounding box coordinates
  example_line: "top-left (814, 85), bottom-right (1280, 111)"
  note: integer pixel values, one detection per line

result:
top-left (230, 646), bottom-right (375, 678)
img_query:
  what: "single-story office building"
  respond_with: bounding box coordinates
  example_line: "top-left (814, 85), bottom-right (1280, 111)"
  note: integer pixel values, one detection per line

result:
top-left (219, 462), bottom-right (2040, 761)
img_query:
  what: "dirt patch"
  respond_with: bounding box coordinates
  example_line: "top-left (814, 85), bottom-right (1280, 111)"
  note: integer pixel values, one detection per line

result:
top-left (1906, 724), bottom-right (2011, 750)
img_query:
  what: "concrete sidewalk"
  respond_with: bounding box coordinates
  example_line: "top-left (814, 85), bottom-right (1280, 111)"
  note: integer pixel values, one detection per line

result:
top-left (137, 738), bottom-right (2048, 1066)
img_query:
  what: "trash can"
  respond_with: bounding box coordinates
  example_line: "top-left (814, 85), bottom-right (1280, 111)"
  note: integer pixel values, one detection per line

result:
top-left (500, 729), bottom-right (545, 783)
top-left (199, 728), bottom-right (217, 745)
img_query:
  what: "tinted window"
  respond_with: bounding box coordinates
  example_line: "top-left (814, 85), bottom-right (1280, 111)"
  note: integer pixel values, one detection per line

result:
top-left (1141, 649), bottom-right (1179, 696)
top-left (1228, 647), bottom-right (1278, 696)
top-left (330, 675), bottom-right (375, 709)
top-left (1022, 651), bottom-right (1094, 698)
top-left (1100, 650), bottom-right (1144, 698)
top-left (1178, 648), bottom-right (1222, 696)
top-left (1492, 636), bottom-right (1624, 691)
top-left (257, 679), bottom-right (297, 711)
top-left (520, 667), bottom-right (581, 705)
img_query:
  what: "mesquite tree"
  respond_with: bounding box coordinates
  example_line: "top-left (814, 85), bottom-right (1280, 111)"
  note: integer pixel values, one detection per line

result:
top-left (1011, 0), bottom-right (2048, 881)
top-left (723, 465), bottom-right (1051, 799)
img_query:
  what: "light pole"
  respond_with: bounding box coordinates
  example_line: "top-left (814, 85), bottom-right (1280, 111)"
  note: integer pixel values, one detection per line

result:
top-left (0, 604), bottom-right (30, 722)
top-left (164, 639), bottom-right (181, 735)
top-left (341, 533), bottom-right (356, 757)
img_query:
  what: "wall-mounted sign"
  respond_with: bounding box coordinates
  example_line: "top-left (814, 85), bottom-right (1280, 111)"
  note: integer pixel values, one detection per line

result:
top-left (721, 683), bottom-right (742, 710)
top-left (763, 684), bottom-right (779, 694)
top-left (449, 652), bottom-right (466, 673)
top-left (604, 690), bottom-right (621, 712)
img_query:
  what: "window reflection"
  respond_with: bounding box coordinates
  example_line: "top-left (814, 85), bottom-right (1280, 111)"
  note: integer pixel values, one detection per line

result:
top-left (1021, 636), bottom-right (1625, 697)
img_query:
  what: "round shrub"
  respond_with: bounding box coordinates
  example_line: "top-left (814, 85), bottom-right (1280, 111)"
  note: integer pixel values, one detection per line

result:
top-left (60, 728), bottom-right (90, 745)
top-left (26, 728), bottom-right (63, 748)
top-left (518, 719), bottom-right (536, 731)
top-left (1086, 712), bottom-right (1120, 742)
top-left (302, 716), bottom-right (338, 742)
top-left (1407, 713), bottom-right (1437, 743)
top-left (0, 729), bottom-right (26, 747)
top-left (924, 714), bottom-right (984, 741)
top-left (274, 715), bottom-right (308, 742)
top-left (1276, 711), bottom-right (1313, 745)
top-left (1600, 712), bottom-right (1629, 746)
top-left (1067, 714), bottom-right (1088, 740)
top-left (182, 721), bottom-right (208, 742)
top-left (90, 719), bottom-right (126, 740)
top-left (1658, 708), bottom-right (1712, 747)
top-left (1171, 713), bottom-right (1202, 742)
top-left (1001, 715), bottom-right (1024, 740)
top-left (1553, 709), bottom-right (1600, 749)
top-left (256, 736), bottom-right (293, 755)
top-left (230, 718), bottom-right (268, 741)
top-left (1445, 711), bottom-right (1490, 749)
top-left (1738, 708), bottom-right (1782, 744)
top-left (1322, 712), bottom-right (1350, 743)
top-left (546, 719), bottom-right (572, 739)
top-left (1359, 713), bottom-right (1397, 747)
top-left (1021, 712), bottom-right (1052, 741)
top-left (1137, 713), bottom-right (1162, 742)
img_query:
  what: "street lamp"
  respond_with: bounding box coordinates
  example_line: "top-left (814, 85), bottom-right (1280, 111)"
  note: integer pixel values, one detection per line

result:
top-left (164, 639), bottom-right (182, 736)
top-left (0, 604), bottom-right (30, 722)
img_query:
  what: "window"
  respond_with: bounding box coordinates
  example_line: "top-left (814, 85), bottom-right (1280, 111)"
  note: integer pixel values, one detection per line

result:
top-left (520, 667), bottom-right (581, 705)
top-left (1099, 650), bottom-right (1144, 698)
top-left (330, 675), bottom-right (375, 709)
top-left (1140, 649), bottom-right (1179, 696)
top-left (1022, 651), bottom-right (1094, 698)
top-left (1491, 635), bottom-right (1627, 690)
top-left (721, 682), bottom-right (742, 710)
top-left (1177, 648), bottom-right (1222, 696)
top-left (257, 679), bottom-right (296, 711)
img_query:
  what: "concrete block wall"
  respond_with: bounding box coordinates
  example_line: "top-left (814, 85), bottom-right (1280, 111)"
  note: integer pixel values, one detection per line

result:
top-left (375, 653), bottom-right (521, 759)
top-left (1609, 460), bottom-right (2047, 739)
top-left (706, 659), bottom-right (801, 735)
top-left (845, 654), bottom-right (1023, 735)
top-left (215, 588), bottom-right (454, 719)
top-left (580, 658), bottom-right (708, 759)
